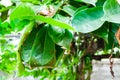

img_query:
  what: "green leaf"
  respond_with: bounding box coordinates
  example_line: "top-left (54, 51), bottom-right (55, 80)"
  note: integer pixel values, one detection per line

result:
top-left (104, 23), bottom-right (119, 51)
top-left (108, 23), bottom-right (119, 48)
top-left (72, 7), bottom-right (105, 33)
top-left (0, 6), bottom-right (14, 12)
top-left (75, 0), bottom-right (97, 6)
top-left (18, 25), bottom-right (39, 63)
top-left (62, 4), bottom-right (77, 16)
top-left (10, 3), bottom-right (35, 21)
top-left (18, 22), bottom-right (38, 63)
top-left (17, 52), bottom-right (25, 76)
top-left (48, 14), bottom-right (73, 49)
top-left (0, 21), bottom-right (11, 36)
top-left (30, 26), bottom-right (55, 66)
top-left (48, 26), bottom-right (73, 50)
top-left (34, 15), bottom-right (75, 31)
top-left (58, 29), bottom-right (73, 49)
top-left (92, 22), bottom-right (108, 43)
top-left (10, 3), bottom-right (35, 31)
top-left (13, 20), bottom-right (30, 31)
top-left (47, 15), bottom-right (66, 44)
top-left (48, 25), bottom-right (65, 43)
top-left (103, 0), bottom-right (120, 23)
top-left (74, 6), bottom-right (88, 16)
top-left (96, 0), bottom-right (106, 6)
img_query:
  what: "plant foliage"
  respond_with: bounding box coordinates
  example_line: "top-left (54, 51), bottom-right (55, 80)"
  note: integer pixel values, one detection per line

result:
top-left (0, 0), bottom-right (120, 79)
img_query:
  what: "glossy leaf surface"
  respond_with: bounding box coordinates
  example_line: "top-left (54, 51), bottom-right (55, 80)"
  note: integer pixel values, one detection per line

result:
top-left (10, 3), bottom-right (35, 31)
top-left (18, 22), bottom-right (37, 62)
top-left (103, 0), bottom-right (120, 23)
top-left (48, 14), bottom-right (73, 49)
top-left (72, 7), bottom-right (104, 33)
top-left (35, 15), bottom-right (75, 30)
top-left (30, 26), bottom-right (55, 66)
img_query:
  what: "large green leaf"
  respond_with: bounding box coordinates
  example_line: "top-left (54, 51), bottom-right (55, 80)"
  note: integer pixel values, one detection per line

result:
top-left (72, 7), bottom-right (105, 33)
top-left (10, 3), bottom-right (35, 21)
top-left (48, 14), bottom-right (73, 49)
top-left (48, 26), bottom-right (73, 50)
top-left (18, 22), bottom-right (38, 63)
top-left (47, 15), bottom-right (66, 44)
top-left (34, 15), bottom-right (75, 30)
top-left (10, 3), bottom-right (35, 31)
top-left (103, 0), bottom-right (120, 23)
top-left (30, 26), bottom-right (55, 66)
top-left (19, 25), bottom-right (39, 62)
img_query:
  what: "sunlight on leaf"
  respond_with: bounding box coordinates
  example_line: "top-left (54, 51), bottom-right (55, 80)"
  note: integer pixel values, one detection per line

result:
top-left (72, 7), bottom-right (104, 33)
top-left (103, 0), bottom-right (120, 23)
top-left (35, 15), bottom-right (75, 31)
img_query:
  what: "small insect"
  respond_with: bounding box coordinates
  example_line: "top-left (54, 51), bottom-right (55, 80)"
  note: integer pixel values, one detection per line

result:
top-left (115, 28), bottom-right (120, 45)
